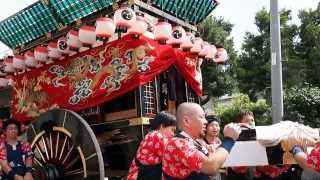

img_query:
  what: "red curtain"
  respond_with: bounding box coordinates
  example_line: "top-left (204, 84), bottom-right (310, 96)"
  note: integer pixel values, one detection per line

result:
top-left (12, 35), bottom-right (203, 122)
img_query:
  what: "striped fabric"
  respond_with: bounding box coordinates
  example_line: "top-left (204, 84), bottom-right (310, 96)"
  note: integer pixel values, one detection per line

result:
top-left (152, 0), bottom-right (218, 23)
top-left (0, 0), bottom-right (112, 48)
top-left (0, 0), bottom-right (217, 49)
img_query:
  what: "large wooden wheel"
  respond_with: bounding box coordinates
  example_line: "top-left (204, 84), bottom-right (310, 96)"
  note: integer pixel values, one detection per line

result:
top-left (27, 109), bottom-right (104, 180)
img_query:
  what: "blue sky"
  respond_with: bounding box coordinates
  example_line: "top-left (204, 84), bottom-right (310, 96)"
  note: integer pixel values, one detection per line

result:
top-left (0, 0), bottom-right (319, 57)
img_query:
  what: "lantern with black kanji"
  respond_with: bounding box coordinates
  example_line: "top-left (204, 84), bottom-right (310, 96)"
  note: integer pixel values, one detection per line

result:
top-left (57, 37), bottom-right (70, 55)
top-left (114, 6), bottom-right (136, 33)
top-left (169, 26), bottom-right (186, 48)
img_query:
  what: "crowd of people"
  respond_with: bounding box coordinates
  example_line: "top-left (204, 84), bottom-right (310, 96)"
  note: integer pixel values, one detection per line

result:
top-left (128, 102), bottom-right (320, 180)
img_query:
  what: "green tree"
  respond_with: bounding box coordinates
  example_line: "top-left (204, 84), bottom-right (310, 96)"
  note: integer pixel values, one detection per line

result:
top-left (284, 84), bottom-right (320, 128)
top-left (233, 9), bottom-right (300, 101)
top-left (215, 94), bottom-right (271, 127)
top-left (296, 3), bottom-right (320, 87)
top-left (198, 16), bottom-right (237, 97)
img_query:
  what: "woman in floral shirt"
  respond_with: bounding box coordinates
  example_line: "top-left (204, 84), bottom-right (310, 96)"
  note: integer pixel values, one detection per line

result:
top-left (0, 119), bottom-right (33, 180)
top-left (127, 111), bottom-right (176, 180)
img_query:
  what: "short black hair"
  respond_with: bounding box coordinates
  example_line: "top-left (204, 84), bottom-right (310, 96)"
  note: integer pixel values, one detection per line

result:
top-left (150, 111), bottom-right (176, 130)
top-left (3, 119), bottom-right (21, 135)
top-left (206, 115), bottom-right (220, 125)
top-left (234, 110), bottom-right (254, 123)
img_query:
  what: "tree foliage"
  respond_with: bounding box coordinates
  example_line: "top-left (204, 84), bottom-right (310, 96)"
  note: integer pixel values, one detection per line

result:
top-left (233, 9), bottom-right (301, 101)
top-left (198, 16), bottom-right (237, 97)
top-left (284, 84), bottom-right (320, 128)
top-left (215, 94), bottom-right (271, 127)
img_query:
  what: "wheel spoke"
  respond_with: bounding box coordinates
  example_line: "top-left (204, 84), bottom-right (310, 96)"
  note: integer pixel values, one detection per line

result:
top-left (55, 132), bottom-right (60, 159)
top-left (62, 144), bottom-right (75, 165)
top-left (65, 156), bottom-right (80, 170)
top-left (33, 157), bottom-right (43, 167)
top-left (65, 168), bottom-right (84, 176)
top-left (41, 136), bottom-right (50, 161)
top-left (50, 133), bottom-right (53, 159)
top-left (59, 135), bottom-right (68, 161)
top-left (35, 143), bottom-right (47, 163)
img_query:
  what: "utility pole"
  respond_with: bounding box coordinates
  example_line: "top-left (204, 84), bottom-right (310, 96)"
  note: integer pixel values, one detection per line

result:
top-left (270, 0), bottom-right (283, 123)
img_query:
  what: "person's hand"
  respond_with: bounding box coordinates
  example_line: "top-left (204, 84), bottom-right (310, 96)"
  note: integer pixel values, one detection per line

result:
top-left (223, 123), bottom-right (242, 141)
top-left (14, 175), bottom-right (24, 180)
top-left (281, 136), bottom-right (317, 151)
top-left (24, 172), bottom-right (33, 180)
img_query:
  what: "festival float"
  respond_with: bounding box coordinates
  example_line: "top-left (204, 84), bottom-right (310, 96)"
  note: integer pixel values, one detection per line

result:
top-left (0, 0), bottom-right (226, 179)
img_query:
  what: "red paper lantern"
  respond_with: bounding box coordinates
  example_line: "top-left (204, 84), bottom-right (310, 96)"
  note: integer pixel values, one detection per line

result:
top-left (67, 30), bottom-right (82, 50)
top-left (13, 54), bottom-right (25, 70)
top-left (154, 21), bottom-right (172, 44)
top-left (96, 17), bottom-right (115, 39)
top-left (79, 25), bottom-right (96, 45)
top-left (114, 7), bottom-right (136, 30)
top-left (4, 57), bottom-right (15, 73)
top-left (24, 51), bottom-right (37, 68)
top-left (34, 46), bottom-right (48, 63)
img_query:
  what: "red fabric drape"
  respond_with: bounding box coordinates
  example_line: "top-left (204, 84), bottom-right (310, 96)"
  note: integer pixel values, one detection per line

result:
top-left (12, 35), bottom-right (203, 122)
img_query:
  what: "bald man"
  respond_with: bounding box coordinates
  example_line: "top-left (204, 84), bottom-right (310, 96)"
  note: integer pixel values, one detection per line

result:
top-left (162, 102), bottom-right (241, 180)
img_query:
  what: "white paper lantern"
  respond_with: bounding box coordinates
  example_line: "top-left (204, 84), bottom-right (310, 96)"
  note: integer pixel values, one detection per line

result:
top-left (169, 26), bottom-right (186, 47)
top-left (13, 54), bottom-right (25, 70)
top-left (4, 57), bottom-right (15, 73)
top-left (24, 51), bottom-right (37, 68)
top-left (205, 44), bottom-right (216, 60)
top-left (67, 30), bottom-right (82, 50)
top-left (96, 17), bottom-right (115, 39)
top-left (128, 14), bottom-right (148, 37)
top-left (199, 42), bottom-right (210, 58)
top-left (0, 61), bottom-right (7, 76)
top-left (79, 25), bottom-right (96, 45)
top-left (191, 37), bottom-right (203, 54)
top-left (154, 21), bottom-right (172, 44)
top-left (48, 42), bottom-right (62, 59)
top-left (114, 7), bottom-right (136, 29)
top-left (34, 46), bottom-right (48, 63)
top-left (215, 48), bottom-right (228, 64)
top-left (181, 32), bottom-right (195, 51)
top-left (0, 77), bottom-right (8, 87)
top-left (57, 37), bottom-right (71, 55)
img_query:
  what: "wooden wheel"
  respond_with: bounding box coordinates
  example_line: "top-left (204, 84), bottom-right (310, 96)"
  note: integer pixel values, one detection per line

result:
top-left (27, 109), bottom-right (104, 180)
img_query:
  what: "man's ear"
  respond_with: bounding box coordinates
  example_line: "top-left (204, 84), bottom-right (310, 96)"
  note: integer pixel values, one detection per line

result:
top-left (183, 115), bottom-right (190, 127)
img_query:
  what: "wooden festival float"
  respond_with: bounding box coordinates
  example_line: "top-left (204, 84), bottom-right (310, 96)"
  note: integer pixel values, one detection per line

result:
top-left (0, 0), bottom-right (227, 179)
